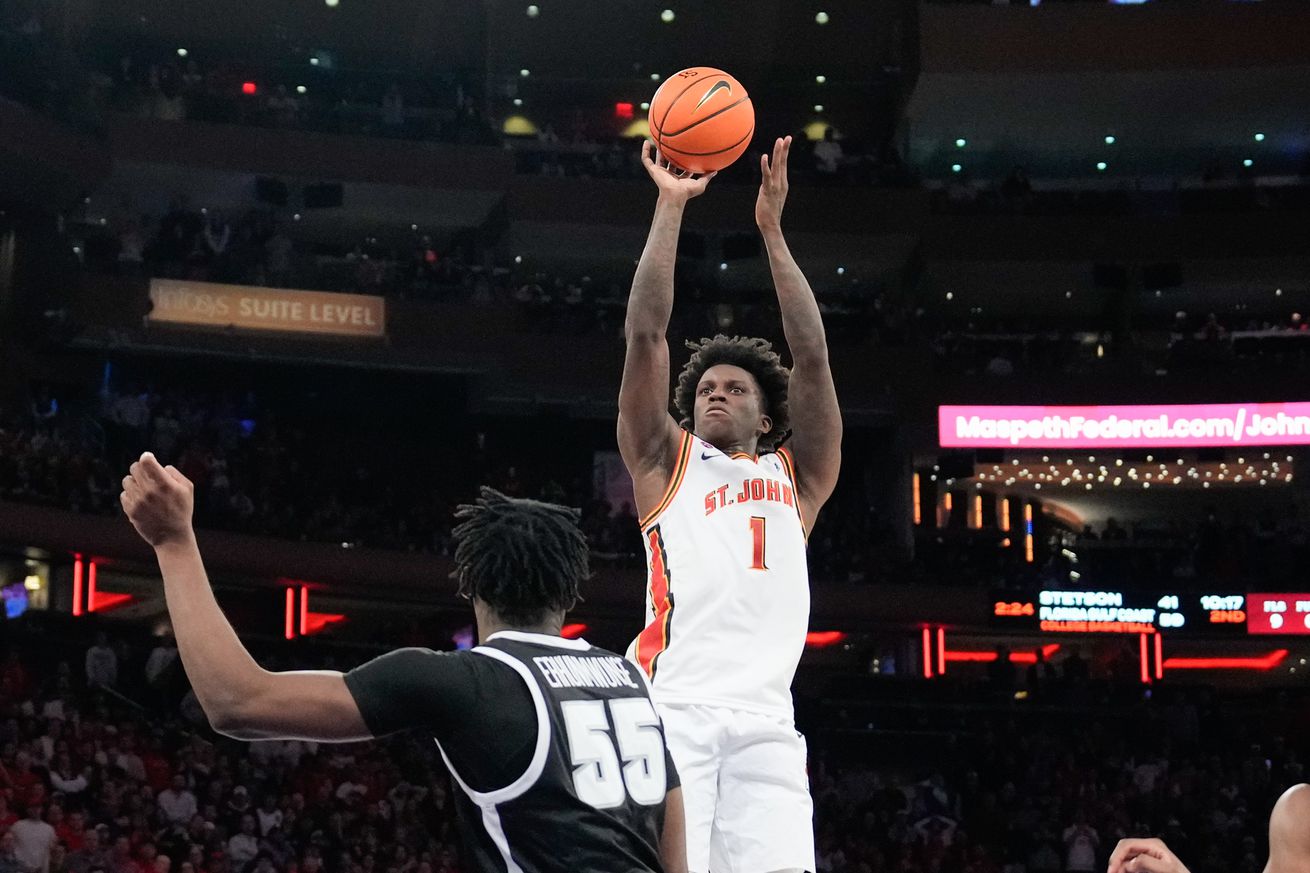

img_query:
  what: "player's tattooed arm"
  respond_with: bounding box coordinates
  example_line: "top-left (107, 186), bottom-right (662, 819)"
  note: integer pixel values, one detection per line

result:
top-left (619, 142), bottom-right (714, 507)
top-left (757, 135), bottom-right (842, 528)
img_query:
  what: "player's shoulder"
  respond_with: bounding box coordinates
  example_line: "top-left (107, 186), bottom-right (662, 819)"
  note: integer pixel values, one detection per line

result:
top-left (357, 646), bottom-right (488, 681)
top-left (1270, 783), bottom-right (1310, 861)
top-left (1273, 783), bottom-right (1310, 820)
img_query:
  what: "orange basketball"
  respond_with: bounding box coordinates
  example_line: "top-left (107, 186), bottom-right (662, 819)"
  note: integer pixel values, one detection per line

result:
top-left (649, 67), bottom-right (754, 175)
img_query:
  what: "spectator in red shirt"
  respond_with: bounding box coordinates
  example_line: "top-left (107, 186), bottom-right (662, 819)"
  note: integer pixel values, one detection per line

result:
top-left (53, 812), bottom-right (85, 853)
top-left (139, 741), bottom-right (171, 796)
top-left (0, 795), bottom-right (19, 835)
top-left (1, 754), bottom-right (44, 810)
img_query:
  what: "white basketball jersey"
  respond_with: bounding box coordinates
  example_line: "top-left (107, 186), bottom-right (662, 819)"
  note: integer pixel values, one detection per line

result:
top-left (626, 430), bottom-right (810, 720)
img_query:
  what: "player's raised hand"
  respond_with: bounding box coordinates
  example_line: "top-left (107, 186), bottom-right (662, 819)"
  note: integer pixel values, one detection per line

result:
top-left (755, 135), bottom-right (792, 232)
top-left (121, 452), bottom-right (196, 549)
top-left (1108, 838), bottom-right (1191, 873)
top-left (641, 140), bottom-right (716, 202)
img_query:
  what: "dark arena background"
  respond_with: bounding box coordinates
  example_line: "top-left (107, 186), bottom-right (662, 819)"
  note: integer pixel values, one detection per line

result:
top-left (3, 1), bottom-right (1310, 871)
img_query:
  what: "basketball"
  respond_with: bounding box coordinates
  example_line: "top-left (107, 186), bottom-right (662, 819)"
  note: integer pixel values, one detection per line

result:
top-left (649, 67), bottom-right (754, 175)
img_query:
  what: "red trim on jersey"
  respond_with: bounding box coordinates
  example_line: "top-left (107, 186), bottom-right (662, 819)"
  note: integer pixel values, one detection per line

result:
top-left (638, 430), bottom-right (693, 530)
top-left (635, 525), bottom-right (674, 678)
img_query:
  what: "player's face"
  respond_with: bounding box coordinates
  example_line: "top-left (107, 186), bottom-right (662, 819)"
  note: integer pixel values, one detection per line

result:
top-left (693, 364), bottom-right (770, 448)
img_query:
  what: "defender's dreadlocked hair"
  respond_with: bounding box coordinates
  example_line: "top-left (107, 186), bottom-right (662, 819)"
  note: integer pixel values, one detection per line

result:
top-left (674, 334), bottom-right (792, 453)
top-left (451, 487), bottom-right (588, 626)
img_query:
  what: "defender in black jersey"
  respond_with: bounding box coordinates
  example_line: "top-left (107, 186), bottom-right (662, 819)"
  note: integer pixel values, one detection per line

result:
top-left (119, 458), bottom-right (686, 873)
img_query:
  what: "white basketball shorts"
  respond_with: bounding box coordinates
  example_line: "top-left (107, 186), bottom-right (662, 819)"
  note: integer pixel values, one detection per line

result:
top-left (657, 702), bottom-right (815, 873)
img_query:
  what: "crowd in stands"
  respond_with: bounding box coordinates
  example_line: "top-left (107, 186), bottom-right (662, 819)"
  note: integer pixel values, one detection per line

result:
top-left (1069, 506), bottom-right (1310, 590)
top-left (0, 619), bottom-right (474, 873)
top-left (0, 374), bottom-right (921, 583)
top-left (69, 193), bottom-right (910, 349)
top-left (74, 197), bottom-right (484, 304)
top-left (932, 168), bottom-right (1310, 219)
top-left (511, 127), bottom-right (918, 188)
top-left (809, 672), bottom-right (1307, 873)
top-left (1, 615), bottom-right (1306, 873)
top-left (7, 374), bottom-right (1310, 595)
top-left (0, 379), bottom-right (644, 562)
top-left (98, 53), bottom-right (496, 148)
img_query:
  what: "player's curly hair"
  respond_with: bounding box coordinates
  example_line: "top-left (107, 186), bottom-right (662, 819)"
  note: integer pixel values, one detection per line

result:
top-left (451, 487), bottom-right (587, 626)
top-left (673, 334), bottom-right (791, 453)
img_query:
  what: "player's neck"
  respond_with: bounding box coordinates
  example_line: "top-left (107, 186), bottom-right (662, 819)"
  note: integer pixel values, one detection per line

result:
top-left (477, 616), bottom-right (564, 643)
top-left (698, 433), bottom-right (759, 457)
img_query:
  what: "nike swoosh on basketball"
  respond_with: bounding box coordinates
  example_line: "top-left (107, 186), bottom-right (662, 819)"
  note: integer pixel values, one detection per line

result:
top-left (693, 80), bottom-right (732, 113)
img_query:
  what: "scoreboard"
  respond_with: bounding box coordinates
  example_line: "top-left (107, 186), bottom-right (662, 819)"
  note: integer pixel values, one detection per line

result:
top-left (990, 590), bottom-right (1283, 635)
top-left (1247, 594), bottom-right (1310, 634)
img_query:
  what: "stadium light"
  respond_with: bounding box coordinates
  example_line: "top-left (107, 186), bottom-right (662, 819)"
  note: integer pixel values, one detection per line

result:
top-left (660, 9), bottom-right (675, 23)
top-left (1254, 132), bottom-right (1266, 142)
top-left (1096, 162), bottom-right (1108, 172)
top-left (955, 138), bottom-right (966, 148)
top-left (1104, 135), bottom-right (1116, 145)
top-left (526, 4), bottom-right (539, 17)
top-left (951, 164), bottom-right (962, 173)
top-left (815, 11), bottom-right (830, 24)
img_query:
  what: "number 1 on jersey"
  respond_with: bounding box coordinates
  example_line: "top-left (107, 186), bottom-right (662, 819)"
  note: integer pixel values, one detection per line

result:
top-left (749, 516), bottom-right (768, 570)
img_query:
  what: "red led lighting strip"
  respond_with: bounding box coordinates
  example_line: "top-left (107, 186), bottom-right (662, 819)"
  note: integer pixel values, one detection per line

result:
top-left (285, 588), bottom-right (296, 640)
top-left (943, 643), bottom-right (1061, 664)
top-left (1164, 650), bottom-right (1289, 670)
top-left (922, 628), bottom-right (933, 678)
top-left (72, 556), bottom-right (84, 616)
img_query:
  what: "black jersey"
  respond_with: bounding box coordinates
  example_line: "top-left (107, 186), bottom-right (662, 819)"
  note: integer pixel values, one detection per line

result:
top-left (345, 630), bottom-right (678, 873)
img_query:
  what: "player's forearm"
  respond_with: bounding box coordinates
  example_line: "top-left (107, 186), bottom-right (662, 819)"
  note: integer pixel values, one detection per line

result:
top-left (153, 534), bottom-right (267, 726)
top-left (625, 197), bottom-right (686, 340)
top-left (761, 227), bottom-right (830, 368)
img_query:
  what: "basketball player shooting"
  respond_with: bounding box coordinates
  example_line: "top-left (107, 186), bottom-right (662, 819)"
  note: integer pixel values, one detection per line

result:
top-left (619, 135), bottom-right (842, 873)
top-left (120, 454), bottom-right (687, 873)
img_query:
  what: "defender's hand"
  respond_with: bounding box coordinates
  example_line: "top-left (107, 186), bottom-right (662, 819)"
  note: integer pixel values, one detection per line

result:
top-left (121, 452), bottom-right (196, 549)
top-left (1108, 838), bottom-right (1191, 873)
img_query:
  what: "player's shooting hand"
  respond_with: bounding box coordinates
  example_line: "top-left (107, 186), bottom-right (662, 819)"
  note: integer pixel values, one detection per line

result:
top-left (755, 135), bottom-right (792, 232)
top-left (121, 452), bottom-right (196, 549)
top-left (1108, 838), bottom-right (1191, 873)
top-left (641, 140), bottom-right (716, 203)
